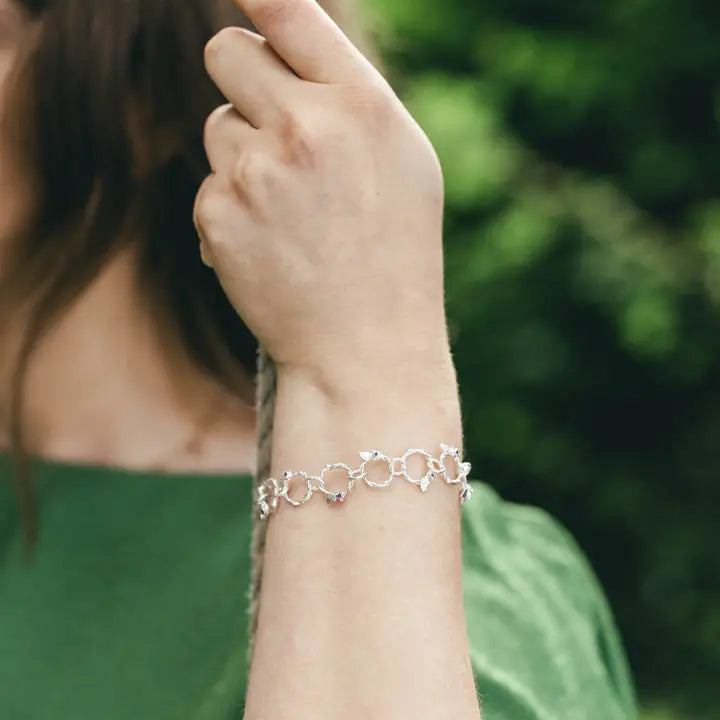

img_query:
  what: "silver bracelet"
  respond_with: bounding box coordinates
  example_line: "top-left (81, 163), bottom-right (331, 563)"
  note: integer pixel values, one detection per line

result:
top-left (256, 444), bottom-right (473, 520)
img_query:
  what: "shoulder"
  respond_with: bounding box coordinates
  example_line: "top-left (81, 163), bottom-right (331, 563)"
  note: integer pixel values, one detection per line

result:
top-left (460, 482), bottom-right (637, 720)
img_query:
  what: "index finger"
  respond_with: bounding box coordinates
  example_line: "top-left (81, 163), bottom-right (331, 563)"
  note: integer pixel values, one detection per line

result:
top-left (233, 0), bottom-right (375, 84)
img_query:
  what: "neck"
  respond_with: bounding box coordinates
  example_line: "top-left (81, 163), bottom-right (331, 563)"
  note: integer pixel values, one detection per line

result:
top-left (0, 248), bottom-right (256, 472)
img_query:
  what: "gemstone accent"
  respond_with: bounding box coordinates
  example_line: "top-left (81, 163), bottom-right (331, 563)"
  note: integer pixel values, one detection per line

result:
top-left (460, 483), bottom-right (473, 504)
top-left (327, 491), bottom-right (346, 505)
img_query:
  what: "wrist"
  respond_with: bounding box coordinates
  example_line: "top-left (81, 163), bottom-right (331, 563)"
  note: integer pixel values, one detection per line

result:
top-left (277, 352), bottom-right (459, 418)
top-left (271, 349), bottom-right (463, 479)
top-left (276, 331), bottom-right (456, 399)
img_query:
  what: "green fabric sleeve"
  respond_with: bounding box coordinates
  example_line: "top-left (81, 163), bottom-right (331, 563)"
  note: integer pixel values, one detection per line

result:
top-left (0, 456), bottom-right (636, 720)
top-left (461, 482), bottom-right (637, 720)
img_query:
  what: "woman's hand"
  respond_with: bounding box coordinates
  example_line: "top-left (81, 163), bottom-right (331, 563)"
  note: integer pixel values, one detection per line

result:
top-left (195, 0), bottom-right (449, 383)
top-left (198, 6), bottom-right (479, 720)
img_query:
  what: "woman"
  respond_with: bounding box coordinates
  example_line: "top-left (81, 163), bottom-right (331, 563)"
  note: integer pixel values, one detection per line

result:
top-left (0, 0), bottom-right (636, 718)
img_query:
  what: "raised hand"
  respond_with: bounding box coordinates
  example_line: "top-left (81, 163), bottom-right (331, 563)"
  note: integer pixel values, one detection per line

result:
top-left (195, 0), bottom-right (449, 381)
top-left (200, 8), bottom-right (479, 720)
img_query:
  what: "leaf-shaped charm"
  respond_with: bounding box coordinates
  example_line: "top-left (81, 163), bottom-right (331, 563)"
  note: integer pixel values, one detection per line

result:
top-left (420, 476), bottom-right (431, 493)
top-left (359, 451), bottom-right (374, 462)
top-left (460, 462), bottom-right (471, 477)
top-left (460, 484), bottom-right (473, 504)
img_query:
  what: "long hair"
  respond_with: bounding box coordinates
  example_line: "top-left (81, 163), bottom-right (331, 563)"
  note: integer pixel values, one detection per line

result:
top-left (0, 0), bottom-right (381, 664)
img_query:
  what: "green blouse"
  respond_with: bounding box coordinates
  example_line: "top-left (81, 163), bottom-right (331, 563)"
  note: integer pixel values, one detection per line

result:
top-left (0, 455), bottom-right (636, 719)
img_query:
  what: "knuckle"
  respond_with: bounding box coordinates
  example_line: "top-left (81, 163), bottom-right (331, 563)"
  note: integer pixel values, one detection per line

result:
top-left (194, 183), bottom-right (224, 231)
top-left (276, 110), bottom-right (322, 167)
top-left (231, 151), bottom-right (273, 194)
top-left (204, 27), bottom-right (240, 67)
top-left (203, 104), bottom-right (233, 147)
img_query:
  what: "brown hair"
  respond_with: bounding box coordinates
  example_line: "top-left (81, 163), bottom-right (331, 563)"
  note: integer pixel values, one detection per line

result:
top-left (0, 0), bottom-right (382, 547)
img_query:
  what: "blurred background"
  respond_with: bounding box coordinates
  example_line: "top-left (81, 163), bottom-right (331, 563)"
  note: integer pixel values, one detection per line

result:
top-left (363, 0), bottom-right (720, 718)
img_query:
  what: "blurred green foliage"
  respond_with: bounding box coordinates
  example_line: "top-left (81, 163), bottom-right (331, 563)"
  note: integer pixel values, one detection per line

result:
top-left (367, 0), bottom-right (720, 716)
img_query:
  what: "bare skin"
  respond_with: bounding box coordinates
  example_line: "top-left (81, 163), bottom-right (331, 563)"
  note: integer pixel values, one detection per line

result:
top-left (0, 0), bottom-right (256, 473)
top-left (199, 1), bottom-right (480, 718)
top-left (0, 248), bottom-right (257, 473)
top-left (1, 0), bottom-right (480, 716)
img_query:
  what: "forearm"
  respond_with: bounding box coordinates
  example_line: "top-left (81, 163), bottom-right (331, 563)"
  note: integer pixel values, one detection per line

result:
top-left (244, 353), bottom-right (480, 720)
top-left (199, 3), bottom-right (480, 715)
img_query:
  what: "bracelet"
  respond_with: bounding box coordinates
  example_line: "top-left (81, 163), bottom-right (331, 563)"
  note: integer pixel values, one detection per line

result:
top-left (255, 444), bottom-right (473, 519)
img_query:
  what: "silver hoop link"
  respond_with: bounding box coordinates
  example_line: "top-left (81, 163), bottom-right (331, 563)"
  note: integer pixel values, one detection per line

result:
top-left (278, 471), bottom-right (313, 507)
top-left (316, 463), bottom-right (356, 506)
top-left (255, 444), bottom-right (473, 519)
top-left (358, 450), bottom-right (394, 488)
